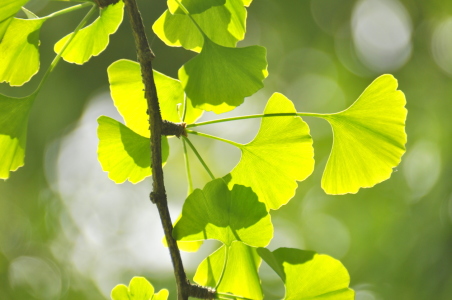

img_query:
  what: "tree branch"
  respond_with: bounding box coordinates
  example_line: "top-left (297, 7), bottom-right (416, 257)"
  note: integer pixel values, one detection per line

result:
top-left (122, 0), bottom-right (215, 299)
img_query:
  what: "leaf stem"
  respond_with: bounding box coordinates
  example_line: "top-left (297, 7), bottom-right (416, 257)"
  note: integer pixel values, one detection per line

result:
top-left (182, 136), bottom-right (215, 181)
top-left (182, 139), bottom-right (194, 195)
top-left (41, 2), bottom-right (94, 19)
top-left (187, 112), bottom-right (328, 128)
top-left (216, 292), bottom-right (253, 300)
top-left (186, 130), bottom-right (242, 148)
top-left (215, 246), bottom-right (230, 289)
top-left (35, 3), bottom-right (96, 93)
top-left (173, 0), bottom-right (208, 37)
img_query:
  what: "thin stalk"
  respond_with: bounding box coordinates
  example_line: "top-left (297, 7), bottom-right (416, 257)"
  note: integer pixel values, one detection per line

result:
top-left (182, 94), bottom-right (188, 122)
top-left (182, 136), bottom-right (215, 181)
top-left (182, 139), bottom-right (194, 195)
top-left (187, 112), bottom-right (328, 128)
top-left (216, 293), bottom-right (253, 300)
top-left (41, 2), bottom-right (93, 19)
top-left (186, 130), bottom-right (242, 148)
top-left (215, 246), bottom-right (230, 289)
top-left (173, 0), bottom-right (207, 36)
top-left (35, 4), bottom-right (96, 93)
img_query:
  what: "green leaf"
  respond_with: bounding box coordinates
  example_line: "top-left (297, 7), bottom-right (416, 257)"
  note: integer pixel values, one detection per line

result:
top-left (0, 17), bottom-right (45, 86)
top-left (54, 0), bottom-right (124, 65)
top-left (0, 93), bottom-right (35, 179)
top-left (319, 74), bottom-right (407, 195)
top-left (0, 0), bottom-right (29, 40)
top-left (224, 93), bottom-right (314, 210)
top-left (167, 0), bottom-right (225, 14)
top-left (111, 276), bottom-right (169, 300)
top-left (179, 38), bottom-right (268, 113)
top-left (107, 59), bottom-right (202, 137)
top-left (153, 0), bottom-right (247, 52)
top-left (173, 178), bottom-right (273, 247)
top-left (97, 116), bottom-right (169, 184)
top-left (258, 248), bottom-right (354, 300)
top-left (194, 242), bottom-right (263, 300)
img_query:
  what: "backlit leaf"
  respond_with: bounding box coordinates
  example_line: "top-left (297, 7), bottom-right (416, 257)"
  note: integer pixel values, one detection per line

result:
top-left (108, 59), bottom-right (202, 137)
top-left (224, 93), bottom-right (314, 210)
top-left (0, 17), bottom-right (45, 86)
top-left (173, 178), bottom-right (273, 247)
top-left (111, 276), bottom-right (169, 300)
top-left (0, 0), bottom-right (29, 40)
top-left (179, 38), bottom-right (268, 113)
top-left (54, 0), bottom-right (124, 65)
top-left (258, 247), bottom-right (354, 300)
top-left (0, 93), bottom-right (35, 179)
top-left (97, 116), bottom-right (169, 184)
top-left (153, 0), bottom-right (247, 52)
top-left (319, 74), bottom-right (407, 194)
top-left (167, 0), bottom-right (225, 14)
top-left (194, 242), bottom-right (263, 300)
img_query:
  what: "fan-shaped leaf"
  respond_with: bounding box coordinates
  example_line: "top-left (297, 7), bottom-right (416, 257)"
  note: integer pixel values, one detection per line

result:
top-left (111, 276), bottom-right (168, 300)
top-left (224, 93), bottom-right (314, 210)
top-left (0, 93), bottom-right (35, 179)
top-left (54, 0), bottom-right (124, 65)
top-left (153, 0), bottom-right (247, 52)
top-left (179, 38), bottom-right (268, 113)
top-left (108, 59), bottom-right (202, 137)
top-left (194, 242), bottom-right (263, 300)
top-left (0, 0), bottom-right (29, 40)
top-left (167, 0), bottom-right (225, 14)
top-left (0, 17), bottom-right (45, 86)
top-left (258, 248), bottom-right (354, 300)
top-left (97, 116), bottom-right (169, 184)
top-left (319, 74), bottom-right (407, 194)
top-left (173, 178), bottom-right (273, 247)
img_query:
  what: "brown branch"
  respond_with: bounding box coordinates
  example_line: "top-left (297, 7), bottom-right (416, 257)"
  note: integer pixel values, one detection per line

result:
top-left (123, 0), bottom-right (215, 299)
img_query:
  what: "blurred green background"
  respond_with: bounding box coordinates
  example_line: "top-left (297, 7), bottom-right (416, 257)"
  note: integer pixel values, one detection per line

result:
top-left (1, 0), bottom-right (452, 299)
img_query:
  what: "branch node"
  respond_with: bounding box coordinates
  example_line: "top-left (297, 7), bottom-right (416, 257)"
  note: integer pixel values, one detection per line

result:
top-left (150, 191), bottom-right (166, 204)
top-left (186, 281), bottom-right (217, 300)
top-left (162, 120), bottom-right (187, 138)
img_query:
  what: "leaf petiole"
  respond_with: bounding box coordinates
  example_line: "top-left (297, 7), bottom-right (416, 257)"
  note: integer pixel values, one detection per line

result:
top-left (182, 138), bottom-right (194, 195)
top-left (41, 2), bottom-right (94, 20)
top-left (186, 130), bottom-right (242, 148)
top-left (187, 112), bottom-right (328, 128)
top-left (182, 136), bottom-right (215, 180)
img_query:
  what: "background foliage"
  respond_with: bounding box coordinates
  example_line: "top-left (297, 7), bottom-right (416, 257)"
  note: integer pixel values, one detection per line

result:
top-left (0, 0), bottom-right (451, 299)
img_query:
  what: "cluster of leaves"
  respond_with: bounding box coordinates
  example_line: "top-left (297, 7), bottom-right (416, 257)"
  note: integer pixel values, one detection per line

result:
top-left (0, 0), bottom-right (407, 299)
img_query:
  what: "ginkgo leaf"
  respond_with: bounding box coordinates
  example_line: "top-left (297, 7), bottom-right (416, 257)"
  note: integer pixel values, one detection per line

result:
top-left (173, 178), bottom-right (273, 247)
top-left (54, 0), bottom-right (124, 65)
top-left (194, 242), bottom-right (263, 300)
top-left (162, 213), bottom-right (203, 252)
top-left (242, 0), bottom-right (252, 6)
top-left (179, 38), bottom-right (268, 113)
top-left (167, 0), bottom-right (225, 14)
top-left (319, 74), bottom-right (407, 195)
top-left (0, 93), bottom-right (35, 179)
top-left (224, 93), bottom-right (314, 210)
top-left (108, 59), bottom-right (202, 137)
top-left (97, 116), bottom-right (169, 184)
top-left (153, 0), bottom-right (247, 52)
top-left (111, 276), bottom-right (169, 300)
top-left (258, 247), bottom-right (354, 300)
top-left (0, 17), bottom-right (45, 86)
top-left (0, 0), bottom-right (29, 40)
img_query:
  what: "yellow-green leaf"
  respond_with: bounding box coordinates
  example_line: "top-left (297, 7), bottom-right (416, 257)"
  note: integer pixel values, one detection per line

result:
top-left (224, 93), bottom-right (314, 210)
top-left (97, 116), bottom-right (169, 184)
top-left (194, 242), bottom-right (263, 300)
top-left (167, 0), bottom-right (225, 14)
top-left (319, 74), bottom-right (407, 194)
top-left (54, 0), bottom-right (124, 65)
top-left (0, 93), bottom-right (35, 179)
top-left (111, 277), bottom-right (168, 300)
top-left (108, 59), bottom-right (202, 137)
top-left (0, 17), bottom-right (45, 86)
top-left (258, 247), bottom-right (354, 300)
top-left (153, 0), bottom-right (247, 52)
top-left (179, 38), bottom-right (268, 113)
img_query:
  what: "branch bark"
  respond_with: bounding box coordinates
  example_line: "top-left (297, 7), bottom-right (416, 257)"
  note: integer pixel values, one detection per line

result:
top-left (122, 0), bottom-right (215, 299)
